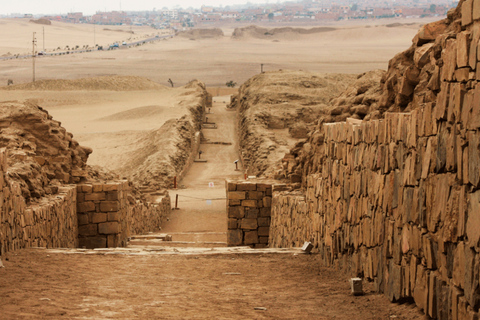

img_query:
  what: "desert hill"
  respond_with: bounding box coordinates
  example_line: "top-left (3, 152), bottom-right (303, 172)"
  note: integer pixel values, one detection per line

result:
top-left (1, 75), bottom-right (167, 91)
top-left (232, 25), bottom-right (336, 40)
top-left (177, 28), bottom-right (224, 40)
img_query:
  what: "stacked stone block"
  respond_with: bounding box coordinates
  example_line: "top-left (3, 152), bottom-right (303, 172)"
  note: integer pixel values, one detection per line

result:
top-left (226, 180), bottom-right (275, 248)
top-left (0, 148), bottom-right (78, 256)
top-left (271, 108), bottom-right (480, 319)
top-left (77, 181), bottom-right (171, 249)
top-left (128, 194), bottom-right (171, 236)
top-left (76, 182), bottom-right (129, 249)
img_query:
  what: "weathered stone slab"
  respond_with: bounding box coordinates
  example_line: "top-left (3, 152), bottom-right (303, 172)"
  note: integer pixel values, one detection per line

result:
top-left (98, 222), bottom-right (120, 235)
top-left (241, 218), bottom-right (258, 230)
top-left (463, 0), bottom-right (474, 26)
top-left (228, 191), bottom-right (246, 200)
top-left (227, 229), bottom-right (243, 246)
top-left (244, 231), bottom-right (258, 245)
top-left (457, 31), bottom-right (471, 68)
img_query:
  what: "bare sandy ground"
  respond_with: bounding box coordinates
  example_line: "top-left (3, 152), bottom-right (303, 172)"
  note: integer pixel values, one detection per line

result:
top-left (0, 18), bottom-right (168, 56)
top-left (0, 19), bottom-right (425, 88)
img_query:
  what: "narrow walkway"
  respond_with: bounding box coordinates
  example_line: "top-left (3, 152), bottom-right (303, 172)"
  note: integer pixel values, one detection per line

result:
top-left (130, 95), bottom-right (244, 248)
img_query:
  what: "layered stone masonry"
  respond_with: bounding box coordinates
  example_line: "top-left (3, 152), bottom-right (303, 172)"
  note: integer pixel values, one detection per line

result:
top-left (0, 148), bottom-right (78, 255)
top-left (226, 180), bottom-right (287, 248)
top-left (0, 147), bottom-right (171, 255)
top-left (269, 6), bottom-right (480, 319)
top-left (77, 182), bottom-right (171, 249)
top-left (76, 182), bottom-right (129, 249)
top-left (271, 111), bottom-right (480, 320)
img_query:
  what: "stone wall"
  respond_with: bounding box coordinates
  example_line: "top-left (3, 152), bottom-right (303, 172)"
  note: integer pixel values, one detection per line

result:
top-left (226, 180), bottom-right (289, 248)
top-left (1, 147), bottom-right (171, 254)
top-left (77, 182), bottom-right (171, 249)
top-left (270, 108), bottom-right (480, 318)
top-left (0, 148), bottom-right (78, 255)
top-left (226, 180), bottom-right (272, 248)
top-left (268, 6), bottom-right (480, 318)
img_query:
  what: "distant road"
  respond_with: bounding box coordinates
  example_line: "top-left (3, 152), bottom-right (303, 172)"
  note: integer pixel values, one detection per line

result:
top-left (0, 34), bottom-right (174, 61)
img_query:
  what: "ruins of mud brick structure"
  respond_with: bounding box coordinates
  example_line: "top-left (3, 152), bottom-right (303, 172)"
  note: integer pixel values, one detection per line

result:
top-left (228, 2), bottom-right (480, 318)
top-left (0, 148), bottom-right (171, 254)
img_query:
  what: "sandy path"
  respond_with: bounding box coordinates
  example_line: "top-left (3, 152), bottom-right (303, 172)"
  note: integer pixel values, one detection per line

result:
top-left (154, 95), bottom-right (243, 244)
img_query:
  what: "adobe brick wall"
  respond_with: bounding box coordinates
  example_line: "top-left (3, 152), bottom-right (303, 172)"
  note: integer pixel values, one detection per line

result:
top-left (225, 180), bottom-right (286, 248)
top-left (0, 148), bottom-right (78, 256)
top-left (77, 182), bottom-right (171, 249)
top-left (270, 111), bottom-right (480, 319)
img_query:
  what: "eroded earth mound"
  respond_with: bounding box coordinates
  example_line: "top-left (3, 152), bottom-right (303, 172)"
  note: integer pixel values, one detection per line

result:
top-left (231, 70), bottom-right (357, 179)
top-left (177, 28), bottom-right (224, 40)
top-left (0, 101), bottom-right (91, 201)
top-left (232, 25), bottom-right (336, 41)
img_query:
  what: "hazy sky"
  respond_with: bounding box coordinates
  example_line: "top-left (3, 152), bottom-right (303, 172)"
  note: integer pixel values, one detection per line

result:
top-left (1, 0), bottom-right (269, 15)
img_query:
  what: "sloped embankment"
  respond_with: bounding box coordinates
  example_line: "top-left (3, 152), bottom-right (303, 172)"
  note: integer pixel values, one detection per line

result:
top-left (232, 70), bottom-right (360, 179)
top-left (0, 101), bottom-right (92, 201)
top-left (117, 80), bottom-right (208, 190)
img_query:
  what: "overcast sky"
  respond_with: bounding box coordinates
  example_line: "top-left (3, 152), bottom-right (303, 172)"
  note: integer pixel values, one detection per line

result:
top-left (1, 0), bottom-right (271, 15)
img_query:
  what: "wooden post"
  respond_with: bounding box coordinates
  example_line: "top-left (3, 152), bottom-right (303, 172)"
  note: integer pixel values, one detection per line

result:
top-left (174, 176), bottom-right (177, 189)
top-left (175, 194), bottom-right (179, 210)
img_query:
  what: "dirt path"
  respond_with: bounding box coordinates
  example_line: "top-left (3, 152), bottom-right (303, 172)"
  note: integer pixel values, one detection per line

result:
top-left (0, 95), bottom-right (425, 319)
top-left (141, 95), bottom-right (243, 246)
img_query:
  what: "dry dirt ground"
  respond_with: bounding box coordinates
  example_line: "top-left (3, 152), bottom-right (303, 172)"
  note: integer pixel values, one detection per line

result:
top-left (0, 18), bottom-right (433, 88)
top-left (0, 97), bottom-right (426, 319)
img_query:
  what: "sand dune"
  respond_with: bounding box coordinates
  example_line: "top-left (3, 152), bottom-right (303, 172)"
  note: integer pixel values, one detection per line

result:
top-left (177, 28), bottom-right (224, 40)
top-left (97, 105), bottom-right (165, 121)
top-left (232, 25), bottom-right (336, 40)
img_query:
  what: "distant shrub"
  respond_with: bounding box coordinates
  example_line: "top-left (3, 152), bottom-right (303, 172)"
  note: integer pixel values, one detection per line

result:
top-left (226, 80), bottom-right (237, 88)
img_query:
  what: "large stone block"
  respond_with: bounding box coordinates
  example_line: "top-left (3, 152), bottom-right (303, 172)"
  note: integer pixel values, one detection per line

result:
top-left (241, 200), bottom-right (257, 207)
top-left (85, 192), bottom-right (106, 201)
top-left (258, 227), bottom-right (269, 237)
top-left (228, 218), bottom-right (238, 230)
top-left (468, 132), bottom-right (480, 187)
top-left (77, 202), bottom-right (95, 213)
top-left (457, 31), bottom-right (471, 68)
top-left (78, 224), bottom-right (98, 237)
top-left (98, 222), bottom-right (120, 235)
top-left (244, 231), bottom-right (258, 245)
top-left (236, 183), bottom-right (256, 191)
top-left (227, 191), bottom-right (246, 200)
top-left (413, 264), bottom-right (430, 313)
top-left (99, 201), bottom-right (120, 212)
top-left (417, 20), bottom-right (448, 44)
top-left (227, 229), bottom-right (243, 246)
top-left (77, 213), bottom-right (89, 225)
top-left (92, 212), bottom-right (107, 224)
top-left (103, 184), bottom-right (119, 191)
top-left (442, 39), bottom-right (457, 82)
top-left (244, 208), bottom-right (258, 219)
top-left (467, 191), bottom-right (480, 247)
top-left (228, 206), bottom-right (245, 219)
top-left (463, 0), bottom-right (474, 26)
top-left (78, 236), bottom-right (106, 249)
top-left (241, 218), bottom-right (258, 230)
top-left (475, 0), bottom-right (480, 20)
